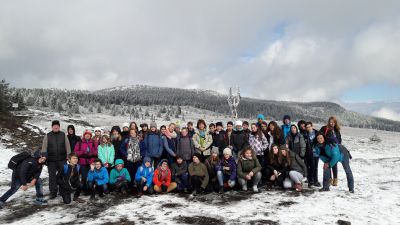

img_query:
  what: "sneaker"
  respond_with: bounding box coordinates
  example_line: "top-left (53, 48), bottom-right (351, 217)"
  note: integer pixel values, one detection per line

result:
top-left (332, 178), bottom-right (338, 186)
top-left (252, 185), bottom-right (259, 193)
top-left (242, 186), bottom-right (248, 191)
top-left (34, 198), bottom-right (48, 205)
top-left (349, 189), bottom-right (354, 194)
top-left (218, 186), bottom-right (224, 194)
top-left (308, 183), bottom-right (313, 188)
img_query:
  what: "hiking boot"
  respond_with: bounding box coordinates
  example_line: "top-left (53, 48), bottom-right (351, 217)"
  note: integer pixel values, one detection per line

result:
top-left (329, 178), bottom-right (333, 185)
top-left (218, 186), bottom-right (224, 194)
top-left (314, 182), bottom-right (321, 187)
top-left (252, 185), bottom-right (259, 193)
top-left (136, 192), bottom-right (143, 198)
top-left (183, 188), bottom-right (188, 193)
top-left (349, 189), bottom-right (354, 194)
top-left (34, 198), bottom-right (48, 205)
top-left (308, 182), bottom-right (314, 188)
top-left (90, 195), bottom-right (95, 201)
top-left (49, 194), bottom-right (57, 200)
top-left (192, 190), bottom-right (197, 196)
top-left (332, 178), bottom-right (338, 186)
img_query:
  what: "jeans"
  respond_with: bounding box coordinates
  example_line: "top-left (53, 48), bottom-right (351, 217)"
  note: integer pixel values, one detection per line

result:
top-left (216, 171), bottom-right (235, 187)
top-left (0, 174), bottom-right (44, 203)
top-left (238, 171), bottom-right (262, 188)
top-left (80, 165), bottom-right (90, 192)
top-left (136, 180), bottom-right (154, 194)
top-left (323, 148), bottom-right (354, 191)
top-left (175, 173), bottom-right (189, 191)
top-left (308, 157), bottom-right (320, 184)
top-left (47, 160), bottom-right (65, 196)
top-left (331, 164), bottom-right (338, 179)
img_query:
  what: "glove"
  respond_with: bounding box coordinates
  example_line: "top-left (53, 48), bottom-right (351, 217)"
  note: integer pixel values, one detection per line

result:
top-left (161, 185), bottom-right (168, 192)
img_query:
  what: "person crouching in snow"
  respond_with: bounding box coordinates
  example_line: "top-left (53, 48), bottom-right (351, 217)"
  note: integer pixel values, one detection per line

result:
top-left (109, 159), bottom-right (131, 194)
top-left (0, 151), bottom-right (48, 209)
top-left (216, 148), bottom-right (237, 194)
top-left (171, 155), bottom-right (189, 193)
top-left (188, 153), bottom-right (209, 196)
top-left (58, 153), bottom-right (85, 204)
top-left (282, 145), bottom-right (307, 192)
top-left (87, 159), bottom-right (109, 200)
top-left (135, 157), bottom-right (154, 197)
top-left (153, 159), bottom-right (177, 194)
top-left (237, 147), bottom-right (262, 192)
top-left (315, 133), bottom-right (354, 193)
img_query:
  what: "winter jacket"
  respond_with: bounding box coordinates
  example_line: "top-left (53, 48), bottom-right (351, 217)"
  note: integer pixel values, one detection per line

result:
top-left (15, 158), bottom-right (43, 185)
top-left (162, 136), bottom-right (176, 157)
top-left (87, 167), bottom-right (109, 186)
top-left (144, 131), bottom-right (163, 158)
top-left (205, 156), bottom-right (220, 182)
top-left (153, 161), bottom-right (172, 187)
top-left (192, 129), bottom-right (213, 156)
top-left (112, 139), bottom-right (123, 160)
top-left (57, 163), bottom-right (81, 191)
top-left (288, 150), bottom-right (307, 177)
top-left (171, 161), bottom-right (188, 184)
top-left (237, 154), bottom-right (262, 179)
top-left (67, 125), bottom-right (81, 152)
top-left (212, 130), bottom-right (226, 153)
top-left (281, 124), bottom-right (291, 140)
top-left (176, 135), bottom-right (195, 161)
top-left (285, 132), bottom-right (306, 158)
top-left (120, 137), bottom-right (142, 162)
top-left (216, 156), bottom-right (236, 181)
top-left (135, 162), bottom-right (154, 187)
top-left (319, 126), bottom-right (342, 145)
top-left (188, 162), bottom-right (209, 188)
top-left (304, 129), bottom-right (318, 158)
top-left (249, 132), bottom-right (268, 156)
top-left (315, 143), bottom-right (344, 168)
top-left (98, 144), bottom-right (115, 167)
top-left (231, 130), bottom-right (249, 154)
top-left (74, 138), bottom-right (98, 166)
top-left (42, 131), bottom-right (71, 162)
top-left (267, 155), bottom-right (290, 174)
top-left (109, 159), bottom-right (131, 184)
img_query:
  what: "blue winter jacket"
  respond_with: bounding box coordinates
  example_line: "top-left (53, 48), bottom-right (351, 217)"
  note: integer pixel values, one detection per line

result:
top-left (135, 163), bottom-right (154, 187)
top-left (144, 132), bottom-right (163, 158)
top-left (281, 124), bottom-right (291, 140)
top-left (88, 167), bottom-right (109, 186)
top-left (315, 143), bottom-right (344, 168)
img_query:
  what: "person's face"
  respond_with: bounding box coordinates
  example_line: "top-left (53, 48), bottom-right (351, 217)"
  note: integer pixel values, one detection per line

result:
top-left (175, 127), bottom-right (180, 133)
top-left (112, 130), bottom-right (119, 136)
top-left (145, 161), bottom-right (151, 167)
top-left (269, 124), bottom-right (275, 131)
top-left (199, 123), bottom-right (205, 130)
top-left (193, 156), bottom-right (200, 164)
top-left (123, 127), bottom-right (129, 132)
top-left (317, 135), bottom-right (325, 144)
top-left (236, 125), bottom-right (242, 131)
top-left (216, 125), bottom-right (223, 131)
top-left (68, 128), bottom-right (74, 135)
top-left (284, 119), bottom-right (290, 125)
top-left (52, 125), bottom-right (60, 133)
top-left (261, 124), bottom-right (267, 131)
top-left (306, 124), bottom-right (313, 133)
top-left (227, 124), bottom-right (233, 131)
top-left (84, 134), bottom-right (91, 140)
top-left (209, 126), bottom-right (215, 133)
top-left (130, 130), bottom-right (137, 138)
top-left (116, 164), bottom-right (123, 171)
top-left (243, 124), bottom-right (249, 130)
top-left (69, 156), bottom-right (78, 165)
top-left (329, 120), bottom-right (335, 127)
top-left (177, 158), bottom-right (183, 164)
top-left (258, 118), bottom-right (263, 123)
top-left (181, 129), bottom-right (188, 136)
top-left (244, 150), bottom-right (252, 159)
top-left (130, 124), bottom-right (137, 130)
top-left (187, 124), bottom-right (193, 129)
top-left (281, 149), bottom-right (287, 157)
top-left (161, 127), bottom-right (166, 134)
top-left (291, 126), bottom-right (297, 134)
top-left (212, 152), bottom-right (218, 159)
top-left (95, 162), bottom-right (102, 170)
top-left (272, 146), bottom-right (279, 155)
top-left (251, 125), bottom-right (258, 132)
top-left (161, 162), bottom-right (168, 170)
top-left (95, 130), bottom-right (101, 136)
top-left (38, 157), bottom-right (47, 164)
top-left (102, 137), bottom-right (108, 143)
top-left (169, 125), bottom-right (175, 132)
top-left (300, 123), bottom-right (306, 131)
top-left (224, 154), bottom-right (230, 160)
top-left (143, 126), bottom-right (148, 131)
top-left (150, 127), bottom-right (157, 132)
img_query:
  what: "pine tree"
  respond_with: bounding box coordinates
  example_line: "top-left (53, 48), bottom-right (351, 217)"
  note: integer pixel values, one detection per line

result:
top-left (145, 109), bottom-right (150, 117)
top-left (97, 105), bottom-right (102, 113)
top-left (0, 79), bottom-right (11, 113)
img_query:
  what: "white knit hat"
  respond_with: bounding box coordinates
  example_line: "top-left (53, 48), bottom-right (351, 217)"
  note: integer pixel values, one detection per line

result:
top-left (223, 147), bottom-right (232, 156)
top-left (122, 123), bottom-right (130, 128)
top-left (235, 120), bottom-right (243, 127)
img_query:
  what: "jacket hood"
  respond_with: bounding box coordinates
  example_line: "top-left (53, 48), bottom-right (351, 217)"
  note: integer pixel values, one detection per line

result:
top-left (115, 159), bottom-right (124, 166)
top-left (67, 125), bottom-right (76, 135)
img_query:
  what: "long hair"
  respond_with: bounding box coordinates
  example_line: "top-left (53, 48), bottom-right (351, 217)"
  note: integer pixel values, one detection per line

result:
top-left (327, 116), bottom-right (341, 132)
top-left (251, 123), bottom-right (264, 141)
top-left (267, 121), bottom-right (282, 139)
top-left (279, 145), bottom-right (291, 166)
top-left (197, 119), bottom-right (207, 130)
top-left (101, 135), bottom-right (112, 147)
top-left (129, 122), bottom-right (139, 132)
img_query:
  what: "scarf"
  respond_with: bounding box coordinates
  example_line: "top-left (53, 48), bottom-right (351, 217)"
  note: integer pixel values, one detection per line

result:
top-left (127, 137), bottom-right (140, 162)
top-left (165, 129), bottom-right (177, 140)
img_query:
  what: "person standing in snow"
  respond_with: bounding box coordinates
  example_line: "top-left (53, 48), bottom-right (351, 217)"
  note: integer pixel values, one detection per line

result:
top-left (110, 126), bottom-right (123, 160)
top-left (192, 119), bottom-right (213, 162)
top-left (120, 128), bottom-right (143, 189)
top-left (231, 120), bottom-right (249, 159)
top-left (281, 115), bottom-right (292, 140)
top-left (41, 120), bottom-right (71, 199)
top-left (144, 122), bottom-right (164, 166)
top-left (67, 125), bottom-right (81, 152)
top-left (97, 135), bottom-right (115, 173)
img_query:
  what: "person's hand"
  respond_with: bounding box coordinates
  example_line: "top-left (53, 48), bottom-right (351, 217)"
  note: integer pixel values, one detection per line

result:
top-left (249, 171), bottom-right (254, 177)
top-left (29, 179), bottom-right (37, 187)
top-left (273, 170), bottom-right (278, 176)
top-left (245, 175), bottom-right (251, 180)
top-left (90, 164), bottom-right (95, 171)
top-left (104, 163), bottom-right (109, 168)
top-left (21, 185), bottom-right (29, 191)
top-left (323, 163), bottom-right (329, 169)
top-left (143, 186), bottom-right (148, 191)
top-left (142, 177), bottom-right (147, 183)
top-left (223, 167), bottom-right (230, 171)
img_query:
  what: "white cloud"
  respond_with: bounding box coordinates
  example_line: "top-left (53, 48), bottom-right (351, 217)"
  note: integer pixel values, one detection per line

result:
top-left (372, 107), bottom-right (400, 121)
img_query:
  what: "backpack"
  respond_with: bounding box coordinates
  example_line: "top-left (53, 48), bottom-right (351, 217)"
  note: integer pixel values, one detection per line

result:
top-left (8, 152), bottom-right (32, 170)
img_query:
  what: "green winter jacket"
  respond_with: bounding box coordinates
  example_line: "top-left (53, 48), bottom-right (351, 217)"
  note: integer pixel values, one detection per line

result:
top-left (237, 154), bottom-right (262, 179)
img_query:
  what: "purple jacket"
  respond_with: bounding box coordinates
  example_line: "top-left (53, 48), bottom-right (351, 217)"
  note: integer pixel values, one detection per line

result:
top-left (216, 156), bottom-right (237, 181)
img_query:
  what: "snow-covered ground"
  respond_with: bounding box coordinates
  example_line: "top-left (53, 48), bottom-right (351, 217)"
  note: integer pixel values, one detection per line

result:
top-left (0, 111), bottom-right (399, 225)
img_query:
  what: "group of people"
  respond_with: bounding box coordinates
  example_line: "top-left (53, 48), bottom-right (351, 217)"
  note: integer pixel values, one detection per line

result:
top-left (0, 114), bottom-right (355, 208)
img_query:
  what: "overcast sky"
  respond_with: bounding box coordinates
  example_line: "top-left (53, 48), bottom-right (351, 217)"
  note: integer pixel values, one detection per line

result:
top-left (1, 0), bottom-right (400, 103)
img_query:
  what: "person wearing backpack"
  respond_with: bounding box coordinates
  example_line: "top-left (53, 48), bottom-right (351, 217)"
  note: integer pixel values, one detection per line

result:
top-left (58, 153), bottom-right (84, 204)
top-left (0, 151), bottom-right (48, 209)
top-left (41, 120), bottom-right (71, 199)
top-left (74, 129), bottom-right (98, 195)
top-left (135, 157), bottom-right (154, 197)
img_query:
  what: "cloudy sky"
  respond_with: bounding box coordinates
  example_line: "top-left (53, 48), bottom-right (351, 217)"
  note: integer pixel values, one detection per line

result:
top-left (1, 0), bottom-right (400, 104)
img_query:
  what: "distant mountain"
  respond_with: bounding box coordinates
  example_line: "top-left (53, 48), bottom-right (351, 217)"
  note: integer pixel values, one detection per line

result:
top-left (11, 85), bottom-right (400, 132)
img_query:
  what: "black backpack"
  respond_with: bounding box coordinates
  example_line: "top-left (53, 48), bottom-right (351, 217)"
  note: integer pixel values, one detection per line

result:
top-left (8, 152), bottom-right (32, 170)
